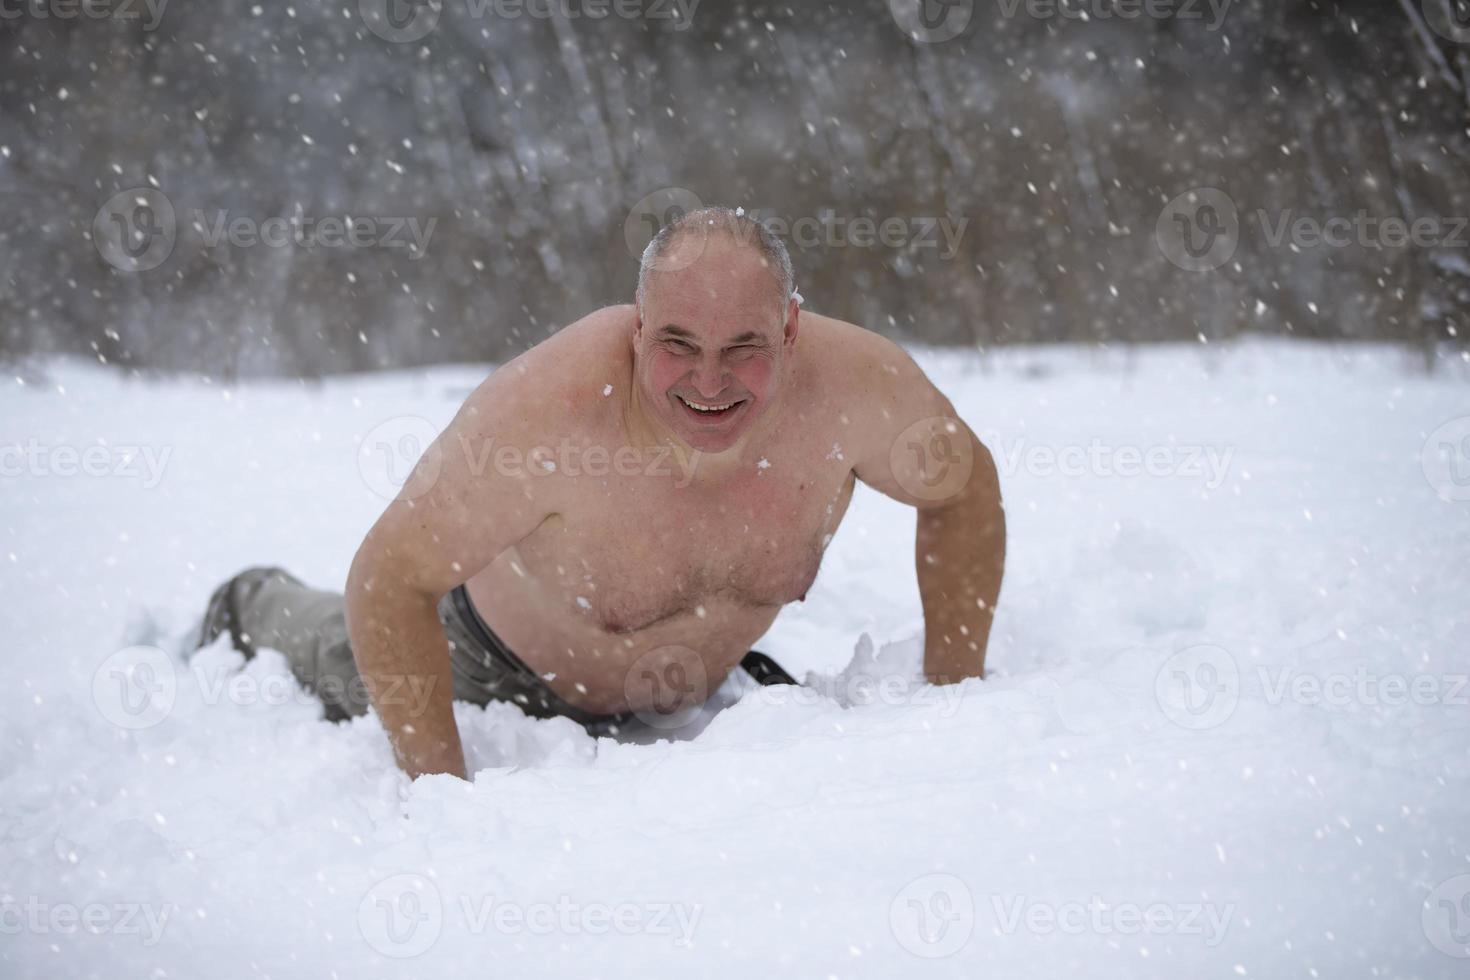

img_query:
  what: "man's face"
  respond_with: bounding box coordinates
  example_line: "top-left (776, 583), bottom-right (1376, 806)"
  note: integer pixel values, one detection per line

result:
top-left (634, 234), bottom-right (797, 454)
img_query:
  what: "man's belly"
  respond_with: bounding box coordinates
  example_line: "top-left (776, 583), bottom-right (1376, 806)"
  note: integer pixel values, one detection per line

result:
top-left (462, 558), bottom-right (782, 715)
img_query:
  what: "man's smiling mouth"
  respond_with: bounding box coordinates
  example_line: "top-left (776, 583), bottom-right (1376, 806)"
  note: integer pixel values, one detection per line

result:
top-left (675, 394), bottom-right (746, 420)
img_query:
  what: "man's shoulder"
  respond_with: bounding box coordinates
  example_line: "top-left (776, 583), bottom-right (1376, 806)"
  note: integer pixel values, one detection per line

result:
top-left (506, 304), bottom-right (634, 387)
top-left (465, 305), bottom-right (634, 429)
top-left (798, 309), bottom-right (923, 392)
top-left (796, 310), bottom-right (957, 469)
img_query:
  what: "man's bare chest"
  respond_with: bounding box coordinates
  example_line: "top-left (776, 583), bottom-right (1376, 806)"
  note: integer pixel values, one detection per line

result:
top-left (511, 452), bottom-right (856, 633)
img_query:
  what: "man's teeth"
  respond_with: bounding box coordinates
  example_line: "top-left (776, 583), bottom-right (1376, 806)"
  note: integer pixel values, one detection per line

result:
top-left (679, 396), bottom-right (737, 413)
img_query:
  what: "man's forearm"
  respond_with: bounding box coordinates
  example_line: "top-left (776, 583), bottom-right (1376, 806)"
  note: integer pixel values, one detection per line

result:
top-left (916, 441), bottom-right (1005, 683)
top-left (344, 568), bottom-right (466, 779)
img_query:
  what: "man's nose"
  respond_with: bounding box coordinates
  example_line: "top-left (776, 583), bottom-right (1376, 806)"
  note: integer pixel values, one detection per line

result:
top-left (689, 356), bottom-right (728, 399)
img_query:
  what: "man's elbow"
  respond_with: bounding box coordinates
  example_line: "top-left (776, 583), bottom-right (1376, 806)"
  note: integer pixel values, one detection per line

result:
top-left (978, 440), bottom-right (1004, 524)
top-left (345, 534), bottom-right (383, 605)
top-left (944, 436), bottom-right (1005, 556)
top-left (941, 433), bottom-right (1003, 521)
top-left (345, 531), bottom-right (419, 618)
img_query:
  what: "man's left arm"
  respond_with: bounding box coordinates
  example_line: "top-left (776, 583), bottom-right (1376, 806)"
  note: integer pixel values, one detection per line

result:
top-left (850, 337), bottom-right (1005, 683)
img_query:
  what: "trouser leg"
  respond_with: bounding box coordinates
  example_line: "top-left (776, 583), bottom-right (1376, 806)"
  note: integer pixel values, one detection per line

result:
top-left (196, 567), bottom-right (645, 733)
top-left (198, 566), bottom-right (365, 721)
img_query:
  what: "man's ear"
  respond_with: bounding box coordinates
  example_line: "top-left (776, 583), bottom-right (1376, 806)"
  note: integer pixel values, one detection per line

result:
top-left (782, 297), bottom-right (800, 347)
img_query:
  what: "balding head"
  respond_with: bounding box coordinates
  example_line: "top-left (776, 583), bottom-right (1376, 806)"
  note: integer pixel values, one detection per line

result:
top-left (637, 207), bottom-right (794, 316)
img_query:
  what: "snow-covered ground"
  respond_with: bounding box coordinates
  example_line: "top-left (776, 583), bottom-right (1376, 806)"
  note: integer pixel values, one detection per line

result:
top-left (2, 339), bottom-right (1468, 979)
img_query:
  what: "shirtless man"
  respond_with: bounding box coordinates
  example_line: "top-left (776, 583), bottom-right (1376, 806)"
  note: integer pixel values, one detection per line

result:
top-left (195, 207), bottom-right (1004, 779)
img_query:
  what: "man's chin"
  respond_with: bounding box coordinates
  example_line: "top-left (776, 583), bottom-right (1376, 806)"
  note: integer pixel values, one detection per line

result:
top-left (668, 399), bottom-right (755, 453)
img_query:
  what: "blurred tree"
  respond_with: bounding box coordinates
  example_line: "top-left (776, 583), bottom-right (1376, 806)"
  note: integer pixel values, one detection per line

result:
top-left (0, 0), bottom-right (1465, 375)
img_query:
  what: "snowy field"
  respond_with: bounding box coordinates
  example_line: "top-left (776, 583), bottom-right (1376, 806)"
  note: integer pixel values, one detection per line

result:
top-left (2, 338), bottom-right (1469, 979)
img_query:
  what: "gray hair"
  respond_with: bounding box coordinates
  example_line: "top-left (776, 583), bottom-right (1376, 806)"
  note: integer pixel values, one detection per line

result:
top-left (637, 206), bottom-right (795, 312)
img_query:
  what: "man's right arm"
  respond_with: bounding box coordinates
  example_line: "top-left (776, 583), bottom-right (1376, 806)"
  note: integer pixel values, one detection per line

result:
top-left (345, 372), bottom-right (552, 780)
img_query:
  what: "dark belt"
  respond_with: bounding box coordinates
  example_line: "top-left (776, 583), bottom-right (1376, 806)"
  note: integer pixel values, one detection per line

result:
top-left (447, 585), bottom-right (637, 733)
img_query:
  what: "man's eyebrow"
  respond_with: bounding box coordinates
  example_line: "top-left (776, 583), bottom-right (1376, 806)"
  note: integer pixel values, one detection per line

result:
top-left (656, 326), bottom-right (766, 344)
